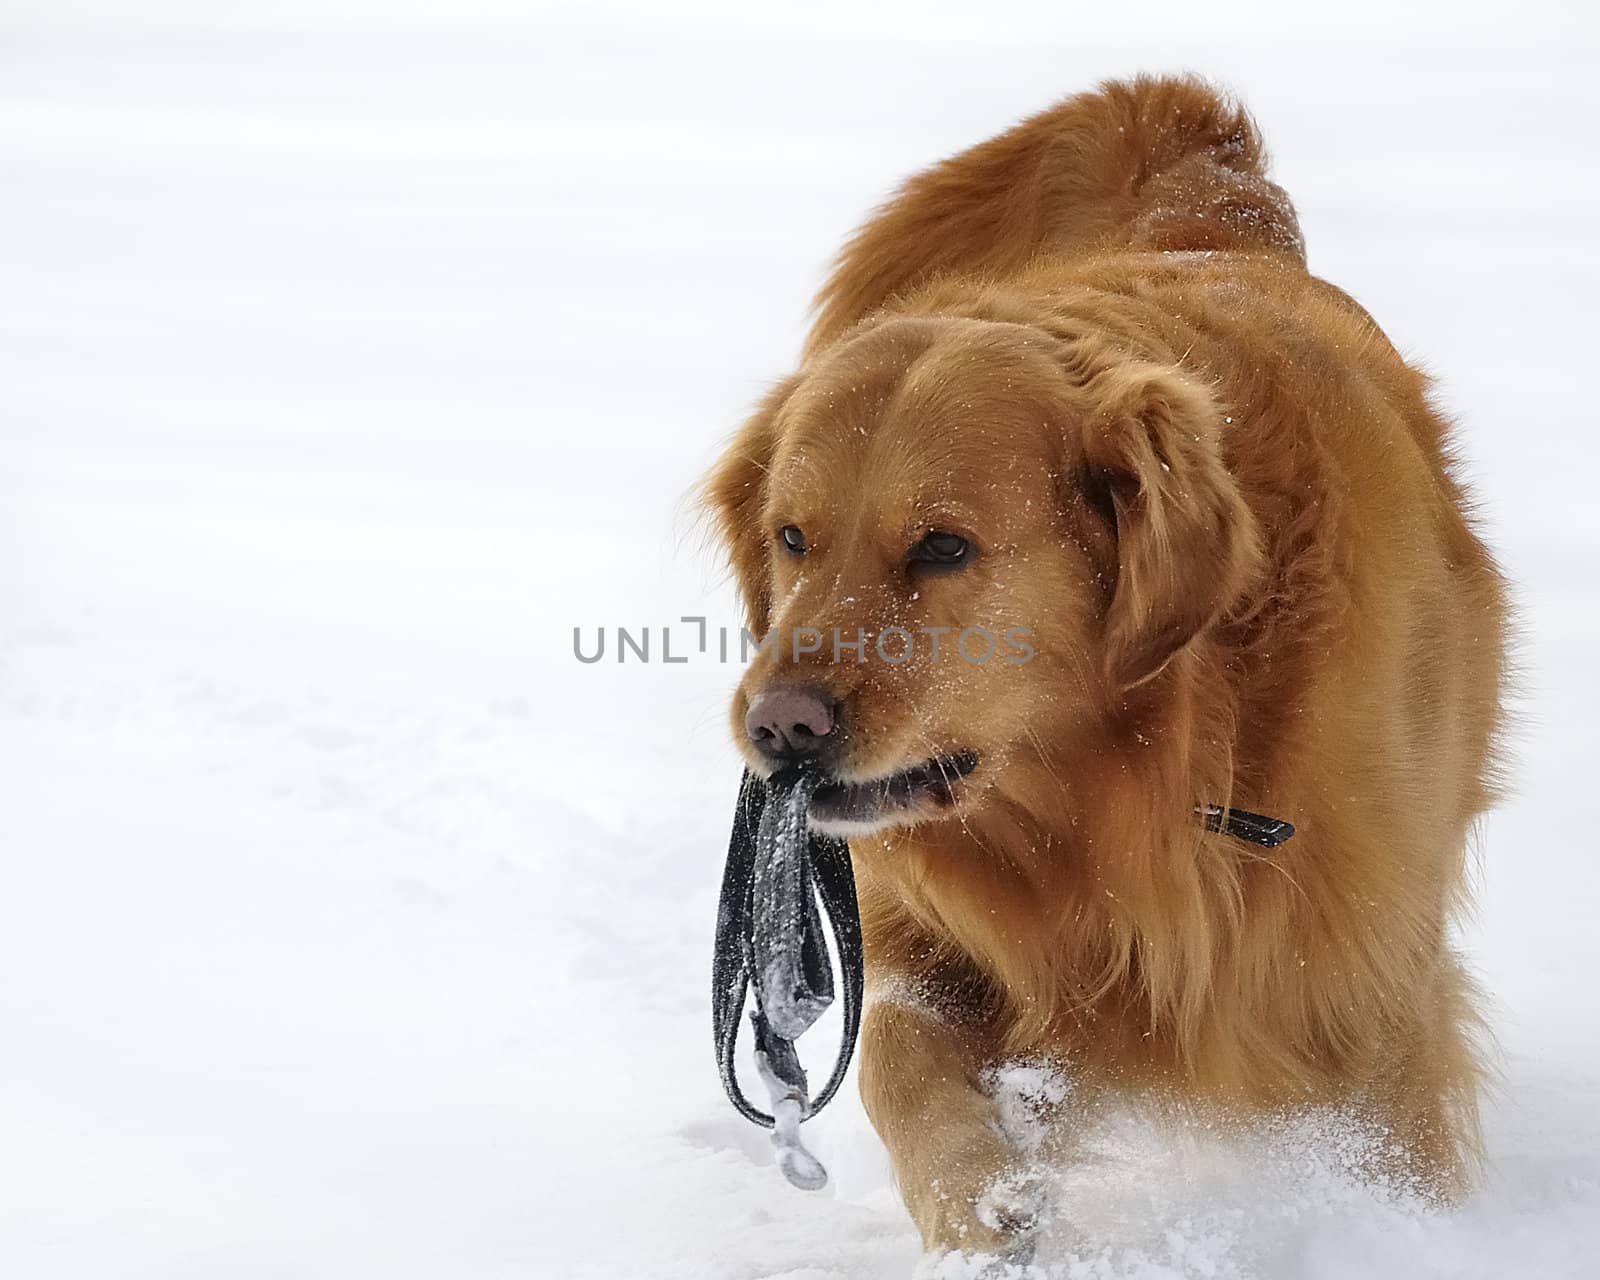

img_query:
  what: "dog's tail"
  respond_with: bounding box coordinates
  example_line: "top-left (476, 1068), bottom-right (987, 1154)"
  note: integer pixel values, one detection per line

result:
top-left (807, 75), bottom-right (1304, 353)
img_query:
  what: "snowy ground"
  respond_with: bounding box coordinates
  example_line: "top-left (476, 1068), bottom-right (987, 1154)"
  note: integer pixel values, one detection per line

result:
top-left (3, 3), bottom-right (1598, 1277)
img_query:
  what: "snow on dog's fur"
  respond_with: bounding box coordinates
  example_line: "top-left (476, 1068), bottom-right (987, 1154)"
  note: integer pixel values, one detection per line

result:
top-left (703, 75), bottom-right (1507, 1260)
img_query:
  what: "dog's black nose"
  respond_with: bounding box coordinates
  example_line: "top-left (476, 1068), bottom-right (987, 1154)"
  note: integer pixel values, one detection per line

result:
top-left (745, 684), bottom-right (837, 763)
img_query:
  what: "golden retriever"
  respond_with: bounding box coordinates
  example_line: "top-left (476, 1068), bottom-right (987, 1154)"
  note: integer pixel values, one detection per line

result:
top-left (703, 74), bottom-right (1507, 1261)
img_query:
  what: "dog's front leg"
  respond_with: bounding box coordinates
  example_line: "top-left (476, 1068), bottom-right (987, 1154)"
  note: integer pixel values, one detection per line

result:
top-left (859, 993), bottom-right (1043, 1261)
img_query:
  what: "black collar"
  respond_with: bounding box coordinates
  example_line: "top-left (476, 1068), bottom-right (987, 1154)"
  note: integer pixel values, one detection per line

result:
top-left (1198, 804), bottom-right (1297, 847)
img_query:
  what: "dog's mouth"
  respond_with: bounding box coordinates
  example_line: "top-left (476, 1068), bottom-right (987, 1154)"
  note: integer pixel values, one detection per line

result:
top-left (807, 750), bottom-right (979, 836)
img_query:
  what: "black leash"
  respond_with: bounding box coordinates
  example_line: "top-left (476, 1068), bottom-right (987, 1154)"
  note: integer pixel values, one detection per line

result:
top-left (711, 767), bottom-right (862, 1189)
top-left (711, 774), bottom-right (1291, 1190)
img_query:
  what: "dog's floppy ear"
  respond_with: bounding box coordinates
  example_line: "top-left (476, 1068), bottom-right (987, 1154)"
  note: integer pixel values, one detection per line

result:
top-left (1081, 362), bottom-right (1263, 691)
top-left (701, 377), bottom-right (798, 635)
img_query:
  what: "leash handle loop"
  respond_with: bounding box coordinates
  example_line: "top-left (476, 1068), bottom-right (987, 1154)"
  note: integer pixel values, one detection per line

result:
top-left (711, 771), bottom-right (863, 1133)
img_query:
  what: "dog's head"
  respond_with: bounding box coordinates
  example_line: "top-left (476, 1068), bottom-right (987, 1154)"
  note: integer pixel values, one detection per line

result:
top-left (704, 308), bottom-right (1260, 838)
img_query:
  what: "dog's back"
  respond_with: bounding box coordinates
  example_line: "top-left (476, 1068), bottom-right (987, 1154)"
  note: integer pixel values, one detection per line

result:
top-left (809, 75), bottom-right (1305, 352)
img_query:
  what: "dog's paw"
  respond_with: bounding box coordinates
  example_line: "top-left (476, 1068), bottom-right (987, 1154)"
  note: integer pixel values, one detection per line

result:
top-left (976, 1166), bottom-right (1048, 1237)
top-left (915, 1238), bottom-right (1038, 1280)
top-left (915, 1165), bottom-right (1047, 1276)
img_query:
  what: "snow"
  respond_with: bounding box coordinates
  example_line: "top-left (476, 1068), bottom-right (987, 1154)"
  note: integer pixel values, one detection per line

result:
top-left (2, 2), bottom-right (1598, 1276)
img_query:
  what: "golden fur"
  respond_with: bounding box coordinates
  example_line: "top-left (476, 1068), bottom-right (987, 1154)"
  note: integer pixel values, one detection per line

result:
top-left (703, 75), bottom-right (1507, 1257)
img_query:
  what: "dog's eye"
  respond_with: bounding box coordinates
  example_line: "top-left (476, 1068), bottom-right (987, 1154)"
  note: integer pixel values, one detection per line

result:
top-left (779, 525), bottom-right (807, 555)
top-left (911, 530), bottom-right (972, 568)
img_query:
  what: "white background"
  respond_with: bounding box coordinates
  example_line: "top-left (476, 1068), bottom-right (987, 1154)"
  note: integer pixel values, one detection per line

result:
top-left (3, 2), bottom-right (1597, 1276)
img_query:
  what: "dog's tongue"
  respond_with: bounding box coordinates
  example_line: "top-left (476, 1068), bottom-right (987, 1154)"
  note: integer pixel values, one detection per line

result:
top-left (751, 769), bottom-right (832, 1041)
